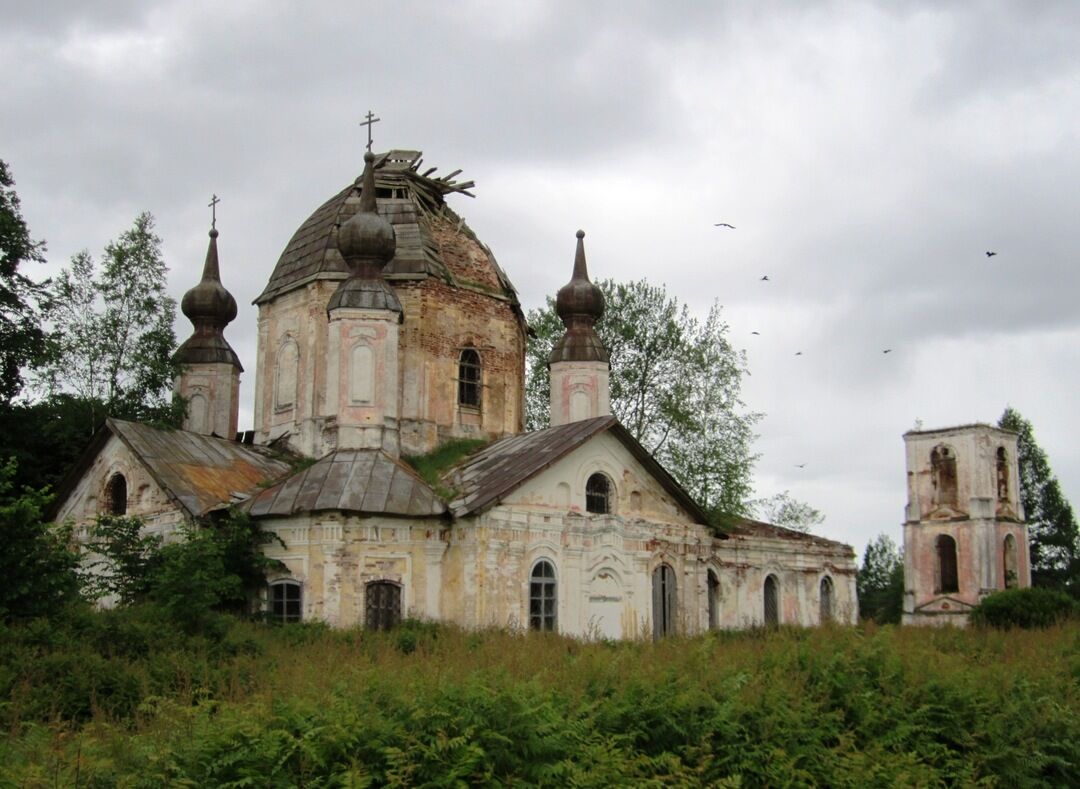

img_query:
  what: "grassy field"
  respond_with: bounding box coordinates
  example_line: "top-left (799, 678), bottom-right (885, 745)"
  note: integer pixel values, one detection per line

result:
top-left (2, 612), bottom-right (1078, 786)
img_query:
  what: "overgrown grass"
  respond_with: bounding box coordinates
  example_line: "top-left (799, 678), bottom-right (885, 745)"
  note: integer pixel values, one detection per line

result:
top-left (2, 613), bottom-right (1079, 786)
top-left (403, 438), bottom-right (489, 499)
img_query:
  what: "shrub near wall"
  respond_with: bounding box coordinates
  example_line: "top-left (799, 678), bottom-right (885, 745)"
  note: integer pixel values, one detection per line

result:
top-left (970, 587), bottom-right (1079, 629)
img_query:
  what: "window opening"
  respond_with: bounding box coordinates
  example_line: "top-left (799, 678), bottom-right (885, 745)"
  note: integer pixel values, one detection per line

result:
top-left (1003, 534), bottom-right (1019, 589)
top-left (269, 581), bottom-right (302, 623)
top-left (529, 561), bottom-right (557, 632)
top-left (107, 473), bottom-right (127, 516)
top-left (764, 575), bottom-right (779, 627)
top-left (707, 569), bottom-right (720, 630)
top-left (820, 576), bottom-right (834, 623)
top-left (365, 581), bottom-right (402, 631)
top-left (652, 564), bottom-right (677, 639)
top-left (996, 447), bottom-right (1009, 502)
top-left (931, 445), bottom-right (958, 510)
top-left (936, 534), bottom-right (959, 594)
top-left (586, 473), bottom-right (612, 514)
top-left (458, 348), bottom-right (481, 408)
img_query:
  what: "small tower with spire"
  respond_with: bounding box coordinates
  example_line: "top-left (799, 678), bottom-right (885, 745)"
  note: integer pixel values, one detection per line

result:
top-left (548, 230), bottom-right (610, 426)
top-left (323, 149), bottom-right (403, 454)
top-left (174, 204), bottom-right (242, 438)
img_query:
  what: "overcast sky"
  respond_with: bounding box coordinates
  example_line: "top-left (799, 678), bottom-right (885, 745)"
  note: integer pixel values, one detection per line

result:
top-left (4, 0), bottom-right (1079, 558)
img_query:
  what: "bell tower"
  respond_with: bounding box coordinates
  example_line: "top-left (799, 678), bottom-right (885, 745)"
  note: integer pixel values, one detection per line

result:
top-left (901, 423), bottom-right (1031, 626)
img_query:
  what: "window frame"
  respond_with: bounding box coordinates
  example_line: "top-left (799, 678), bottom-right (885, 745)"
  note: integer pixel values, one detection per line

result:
top-left (819, 575), bottom-right (834, 623)
top-left (935, 534), bottom-right (959, 594)
top-left (106, 473), bottom-right (128, 516)
top-left (268, 579), bottom-right (303, 624)
top-left (529, 560), bottom-right (558, 632)
top-left (457, 347), bottom-right (482, 409)
top-left (764, 574), bottom-right (780, 627)
top-left (585, 472), bottom-right (614, 515)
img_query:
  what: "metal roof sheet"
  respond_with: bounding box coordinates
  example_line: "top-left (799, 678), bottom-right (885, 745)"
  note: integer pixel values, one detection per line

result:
top-left (245, 449), bottom-right (445, 519)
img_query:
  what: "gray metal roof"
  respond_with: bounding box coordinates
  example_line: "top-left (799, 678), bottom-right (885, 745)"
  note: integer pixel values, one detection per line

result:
top-left (47, 419), bottom-right (293, 520)
top-left (731, 518), bottom-right (854, 553)
top-left (255, 149), bottom-right (519, 306)
top-left (443, 416), bottom-right (710, 524)
top-left (245, 449), bottom-right (445, 519)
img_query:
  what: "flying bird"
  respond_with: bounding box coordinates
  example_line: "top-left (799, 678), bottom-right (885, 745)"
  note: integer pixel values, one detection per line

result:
top-left (795, 351), bottom-right (803, 356)
top-left (883, 349), bottom-right (892, 354)
top-left (714, 222), bottom-right (736, 229)
top-left (751, 331), bottom-right (761, 336)
top-left (986, 251), bottom-right (997, 258)
top-left (760, 275), bottom-right (770, 281)
top-left (794, 463), bottom-right (807, 469)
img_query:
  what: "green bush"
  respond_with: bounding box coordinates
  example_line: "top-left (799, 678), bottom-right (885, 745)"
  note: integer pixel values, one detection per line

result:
top-left (970, 587), bottom-right (1078, 629)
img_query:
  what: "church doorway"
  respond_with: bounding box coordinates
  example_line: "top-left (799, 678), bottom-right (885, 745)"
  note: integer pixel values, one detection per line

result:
top-left (365, 581), bottom-right (402, 631)
top-left (652, 564), bottom-right (677, 639)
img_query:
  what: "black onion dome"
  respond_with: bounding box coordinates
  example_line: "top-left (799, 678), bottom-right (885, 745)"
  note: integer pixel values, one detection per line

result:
top-left (336, 151), bottom-right (395, 268)
top-left (181, 229), bottom-right (238, 327)
top-left (549, 230), bottom-right (609, 364)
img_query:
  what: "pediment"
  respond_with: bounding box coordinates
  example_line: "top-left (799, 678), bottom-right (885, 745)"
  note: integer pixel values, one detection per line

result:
top-left (914, 596), bottom-right (973, 614)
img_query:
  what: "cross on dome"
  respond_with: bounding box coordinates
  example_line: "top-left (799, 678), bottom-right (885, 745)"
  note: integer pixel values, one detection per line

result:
top-left (208, 193), bottom-right (220, 230)
top-left (360, 110), bottom-right (381, 153)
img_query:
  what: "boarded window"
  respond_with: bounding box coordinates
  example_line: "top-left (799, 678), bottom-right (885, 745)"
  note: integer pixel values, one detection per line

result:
top-left (529, 560), bottom-right (557, 632)
top-left (931, 445), bottom-right (958, 510)
top-left (458, 348), bottom-right (481, 408)
top-left (820, 576), bottom-right (834, 623)
top-left (936, 535), bottom-right (959, 594)
top-left (365, 581), bottom-right (401, 631)
top-left (586, 473), bottom-right (612, 514)
top-left (764, 575), bottom-right (779, 627)
top-left (107, 473), bottom-right (127, 516)
top-left (269, 581), bottom-right (301, 623)
top-left (1003, 534), bottom-right (1019, 589)
top-left (997, 447), bottom-right (1009, 502)
top-left (707, 569), bottom-right (721, 630)
top-left (652, 564), bottom-right (677, 639)
top-left (349, 344), bottom-right (374, 404)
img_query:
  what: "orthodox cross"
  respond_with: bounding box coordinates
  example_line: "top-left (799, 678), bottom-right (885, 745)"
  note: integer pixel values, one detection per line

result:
top-left (360, 110), bottom-right (381, 152)
top-left (208, 193), bottom-right (220, 229)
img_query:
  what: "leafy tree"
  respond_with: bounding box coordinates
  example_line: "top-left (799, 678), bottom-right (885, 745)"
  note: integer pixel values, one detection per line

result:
top-left (752, 490), bottom-right (824, 533)
top-left (999, 407), bottom-right (1080, 596)
top-left (857, 533), bottom-right (904, 623)
top-left (526, 279), bottom-right (760, 519)
top-left (81, 514), bottom-right (164, 605)
top-left (0, 458), bottom-right (81, 621)
top-left (38, 212), bottom-right (182, 433)
top-left (0, 159), bottom-right (48, 404)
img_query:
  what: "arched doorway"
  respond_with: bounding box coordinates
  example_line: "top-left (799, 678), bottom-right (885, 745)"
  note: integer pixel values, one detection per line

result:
top-left (652, 564), bottom-right (677, 639)
top-left (764, 575), bottom-right (779, 627)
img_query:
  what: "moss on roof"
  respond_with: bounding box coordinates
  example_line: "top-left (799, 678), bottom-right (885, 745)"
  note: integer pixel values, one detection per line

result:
top-left (402, 438), bottom-right (491, 500)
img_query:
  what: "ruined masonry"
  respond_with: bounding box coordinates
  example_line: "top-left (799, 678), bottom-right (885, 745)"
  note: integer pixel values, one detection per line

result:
top-left (52, 145), bottom-right (860, 636)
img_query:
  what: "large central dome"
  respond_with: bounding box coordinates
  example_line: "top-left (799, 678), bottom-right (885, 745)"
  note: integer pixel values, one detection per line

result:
top-left (256, 149), bottom-right (519, 307)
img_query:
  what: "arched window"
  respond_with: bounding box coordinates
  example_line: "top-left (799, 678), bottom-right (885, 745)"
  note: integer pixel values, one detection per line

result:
top-left (106, 473), bottom-right (127, 516)
top-left (931, 445), bottom-right (958, 510)
top-left (275, 339), bottom-right (299, 411)
top-left (935, 534), bottom-right (959, 594)
top-left (458, 348), bottom-right (481, 408)
top-left (1003, 534), bottom-right (1019, 589)
top-left (268, 580), bottom-right (302, 623)
top-left (586, 472), bottom-right (613, 514)
top-left (652, 564), bottom-right (677, 639)
top-left (365, 581), bottom-right (402, 631)
top-left (707, 569), bottom-right (721, 630)
top-left (820, 576), bottom-right (834, 623)
top-left (529, 560), bottom-right (557, 632)
top-left (764, 575), bottom-right (779, 627)
top-left (996, 447), bottom-right (1009, 502)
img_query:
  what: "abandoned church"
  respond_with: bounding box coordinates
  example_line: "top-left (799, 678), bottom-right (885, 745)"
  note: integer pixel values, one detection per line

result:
top-left (51, 139), bottom-right (941, 636)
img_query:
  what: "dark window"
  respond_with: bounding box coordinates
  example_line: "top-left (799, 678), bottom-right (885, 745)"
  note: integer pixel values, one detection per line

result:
top-left (764, 575), bottom-right (779, 627)
top-left (107, 473), bottom-right (127, 515)
top-left (820, 576), bottom-right (834, 623)
top-left (652, 564), bottom-right (677, 639)
top-left (365, 581), bottom-right (401, 631)
top-left (458, 348), bottom-right (481, 408)
top-left (529, 561), bottom-right (557, 632)
top-left (936, 535), bottom-right (959, 594)
top-left (1003, 534), bottom-right (1019, 589)
top-left (269, 581), bottom-right (302, 623)
top-left (931, 445), bottom-right (958, 510)
top-left (586, 473), bottom-right (612, 514)
top-left (997, 447), bottom-right (1009, 502)
top-left (707, 569), bottom-right (720, 630)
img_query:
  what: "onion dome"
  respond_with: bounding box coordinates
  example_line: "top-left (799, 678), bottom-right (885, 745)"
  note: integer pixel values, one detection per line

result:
top-left (174, 227), bottom-right (242, 369)
top-left (328, 151), bottom-right (401, 314)
top-left (549, 230), bottom-right (609, 364)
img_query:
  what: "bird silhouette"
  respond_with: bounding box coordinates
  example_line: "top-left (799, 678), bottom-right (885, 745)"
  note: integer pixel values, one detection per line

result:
top-left (760, 275), bottom-right (770, 281)
top-left (795, 351), bottom-right (803, 356)
top-left (883, 349), bottom-right (892, 354)
top-left (794, 463), bottom-right (807, 468)
top-left (751, 331), bottom-right (761, 336)
top-left (986, 251), bottom-right (997, 258)
top-left (714, 222), bottom-right (736, 229)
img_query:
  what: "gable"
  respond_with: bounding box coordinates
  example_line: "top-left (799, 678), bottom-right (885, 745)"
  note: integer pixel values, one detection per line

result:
top-left (496, 431), bottom-right (699, 524)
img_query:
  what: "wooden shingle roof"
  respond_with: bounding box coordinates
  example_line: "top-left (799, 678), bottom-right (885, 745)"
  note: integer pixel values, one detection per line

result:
top-left (245, 449), bottom-right (445, 519)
